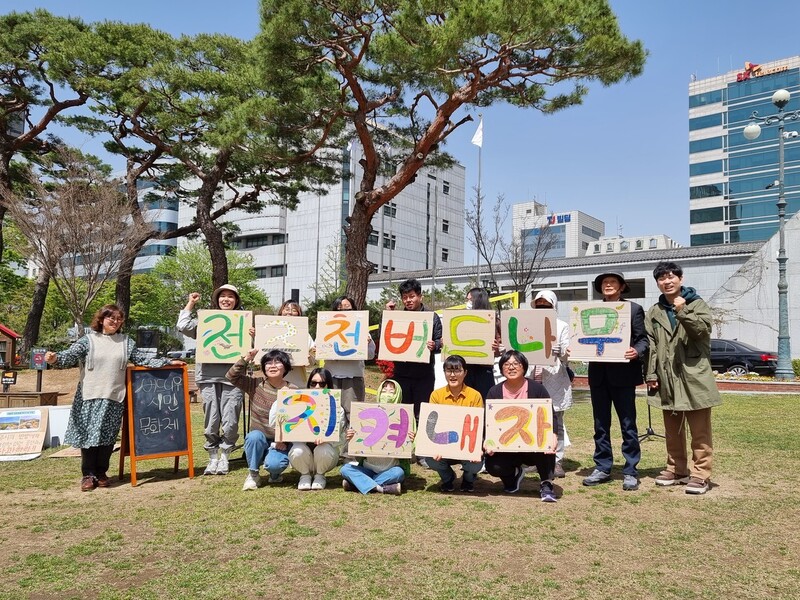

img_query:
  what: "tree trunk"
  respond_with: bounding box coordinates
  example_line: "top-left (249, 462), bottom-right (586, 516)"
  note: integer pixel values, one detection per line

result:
top-left (20, 269), bottom-right (50, 359)
top-left (344, 198), bottom-right (376, 309)
top-left (0, 155), bottom-right (11, 264)
top-left (115, 240), bottom-right (147, 318)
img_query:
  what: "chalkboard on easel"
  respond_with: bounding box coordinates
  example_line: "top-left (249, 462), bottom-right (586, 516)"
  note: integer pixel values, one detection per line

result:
top-left (121, 365), bottom-right (194, 486)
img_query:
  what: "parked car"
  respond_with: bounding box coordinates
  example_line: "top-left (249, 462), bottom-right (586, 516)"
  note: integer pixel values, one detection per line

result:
top-left (710, 339), bottom-right (777, 376)
top-left (166, 349), bottom-right (196, 360)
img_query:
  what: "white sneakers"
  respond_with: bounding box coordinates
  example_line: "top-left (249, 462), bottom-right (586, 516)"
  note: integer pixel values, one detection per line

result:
top-left (204, 449), bottom-right (219, 475)
top-left (297, 474), bottom-right (313, 490)
top-left (311, 474), bottom-right (327, 490)
top-left (217, 448), bottom-right (231, 475)
top-left (242, 472), bottom-right (260, 491)
top-left (298, 474), bottom-right (326, 490)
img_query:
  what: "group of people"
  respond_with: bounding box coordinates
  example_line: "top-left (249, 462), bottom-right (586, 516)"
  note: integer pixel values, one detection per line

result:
top-left (49, 260), bottom-right (720, 498)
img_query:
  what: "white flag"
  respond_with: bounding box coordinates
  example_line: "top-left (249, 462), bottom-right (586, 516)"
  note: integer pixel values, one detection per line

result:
top-left (471, 117), bottom-right (483, 148)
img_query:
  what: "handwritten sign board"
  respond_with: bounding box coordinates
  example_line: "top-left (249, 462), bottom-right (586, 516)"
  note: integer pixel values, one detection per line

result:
top-left (254, 315), bottom-right (310, 367)
top-left (122, 366), bottom-right (194, 486)
top-left (196, 309), bottom-right (253, 364)
top-left (568, 301), bottom-right (631, 362)
top-left (275, 388), bottom-right (341, 443)
top-left (484, 398), bottom-right (556, 453)
top-left (441, 310), bottom-right (495, 366)
top-left (315, 311), bottom-right (369, 360)
top-left (500, 309), bottom-right (557, 366)
top-left (378, 310), bottom-right (433, 364)
top-left (0, 407), bottom-right (48, 460)
top-left (414, 403), bottom-right (484, 461)
top-left (348, 401), bottom-right (414, 458)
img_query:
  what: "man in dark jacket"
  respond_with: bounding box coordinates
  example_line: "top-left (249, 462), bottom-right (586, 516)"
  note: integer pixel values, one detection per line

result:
top-left (583, 271), bottom-right (648, 491)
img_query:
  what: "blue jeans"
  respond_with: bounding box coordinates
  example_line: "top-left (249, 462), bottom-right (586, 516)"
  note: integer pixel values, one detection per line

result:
top-left (340, 463), bottom-right (405, 495)
top-left (589, 384), bottom-right (640, 476)
top-left (425, 456), bottom-right (484, 486)
top-left (244, 430), bottom-right (290, 480)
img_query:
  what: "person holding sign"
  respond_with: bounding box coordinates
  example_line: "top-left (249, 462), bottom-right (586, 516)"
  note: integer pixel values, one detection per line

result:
top-left (45, 305), bottom-right (181, 491)
top-left (227, 349), bottom-right (296, 491)
top-left (177, 285), bottom-right (247, 476)
top-left (583, 271), bottom-right (648, 492)
top-left (463, 287), bottom-right (502, 400)
top-left (484, 350), bottom-right (557, 502)
top-left (421, 355), bottom-right (484, 493)
top-left (275, 300), bottom-right (316, 388)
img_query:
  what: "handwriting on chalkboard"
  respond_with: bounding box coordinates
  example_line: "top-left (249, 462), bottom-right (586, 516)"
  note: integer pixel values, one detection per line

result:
top-left (128, 367), bottom-right (189, 457)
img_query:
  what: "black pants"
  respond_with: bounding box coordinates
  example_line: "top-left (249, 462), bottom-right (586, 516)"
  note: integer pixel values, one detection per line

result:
top-left (80, 444), bottom-right (115, 477)
top-left (394, 372), bottom-right (436, 423)
top-left (485, 452), bottom-right (555, 488)
top-left (464, 366), bottom-right (495, 401)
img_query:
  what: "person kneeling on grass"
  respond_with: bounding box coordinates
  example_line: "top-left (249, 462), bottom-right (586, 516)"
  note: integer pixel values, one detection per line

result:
top-left (226, 349), bottom-right (295, 491)
top-left (286, 368), bottom-right (343, 491)
top-left (340, 379), bottom-right (415, 495)
top-left (421, 355), bottom-right (484, 493)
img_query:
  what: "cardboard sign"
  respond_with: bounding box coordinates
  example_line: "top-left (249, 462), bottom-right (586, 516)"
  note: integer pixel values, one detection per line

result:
top-left (484, 398), bottom-right (556, 454)
top-left (315, 311), bottom-right (369, 360)
top-left (568, 301), bottom-right (631, 362)
top-left (378, 310), bottom-right (433, 364)
top-left (275, 388), bottom-right (341, 443)
top-left (0, 407), bottom-right (48, 459)
top-left (441, 310), bottom-right (495, 366)
top-left (414, 403), bottom-right (484, 461)
top-left (254, 315), bottom-right (310, 367)
top-left (196, 309), bottom-right (253, 364)
top-left (500, 309), bottom-right (557, 366)
top-left (348, 401), bottom-right (414, 458)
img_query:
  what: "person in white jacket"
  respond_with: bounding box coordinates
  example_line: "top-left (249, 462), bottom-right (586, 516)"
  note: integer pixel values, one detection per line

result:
top-left (528, 289), bottom-right (573, 478)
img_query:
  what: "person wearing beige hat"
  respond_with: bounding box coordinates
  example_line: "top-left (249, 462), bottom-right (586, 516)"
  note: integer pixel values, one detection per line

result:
top-left (177, 284), bottom-right (245, 476)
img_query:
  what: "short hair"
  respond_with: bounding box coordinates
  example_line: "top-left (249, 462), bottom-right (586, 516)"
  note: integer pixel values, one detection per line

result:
top-left (306, 367), bottom-right (334, 388)
top-left (331, 295), bottom-right (358, 310)
top-left (260, 349), bottom-right (292, 376)
top-left (467, 287), bottom-right (490, 310)
top-left (653, 261), bottom-right (683, 280)
top-left (90, 304), bottom-right (125, 333)
top-left (398, 278), bottom-right (422, 296)
top-left (498, 349), bottom-right (529, 373)
top-left (278, 300), bottom-right (303, 316)
top-left (443, 354), bottom-right (467, 372)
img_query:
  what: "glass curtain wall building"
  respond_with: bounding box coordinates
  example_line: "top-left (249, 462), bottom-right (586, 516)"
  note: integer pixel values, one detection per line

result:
top-left (689, 56), bottom-right (800, 246)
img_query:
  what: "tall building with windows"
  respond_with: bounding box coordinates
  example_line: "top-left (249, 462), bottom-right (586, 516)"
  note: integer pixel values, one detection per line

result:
top-left (512, 201), bottom-right (604, 259)
top-left (689, 56), bottom-right (800, 246)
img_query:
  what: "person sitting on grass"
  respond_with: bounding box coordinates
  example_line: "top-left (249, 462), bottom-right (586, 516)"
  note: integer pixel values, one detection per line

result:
top-left (226, 348), bottom-right (296, 491)
top-left (420, 355), bottom-right (484, 493)
top-left (340, 379), bottom-right (415, 495)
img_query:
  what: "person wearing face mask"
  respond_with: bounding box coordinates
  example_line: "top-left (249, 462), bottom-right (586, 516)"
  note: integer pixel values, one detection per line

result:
top-left (177, 284), bottom-right (246, 476)
top-left (463, 287), bottom-right (502, 400)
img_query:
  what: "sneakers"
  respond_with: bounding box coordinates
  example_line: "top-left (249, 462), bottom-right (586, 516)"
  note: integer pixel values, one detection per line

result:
top-left (540, 481), bottom-right (557, 503)
top-left (242, 472), bottom-right (260, 491)
top-left (460, 479), bottom-right (475, 493)
top-left (298, 474), bottom-right (313, 491)
top-left (554, 461), bottom-right (566, 479)
top-left (267, 474), bottom-right (284, 484)
top-left (382, 483), bottom-right (402, 495)
top-left (654, 470), bottom-right (690, 486)
top-left (685, 477), bottom-right (710, 495)
top-left (440, 480), bottom-right (455, 493)
top-left (204, 449), bottom-right (219, 475)
top-left (417, 457), bottom-right (431, 470)
top-left (504, 467), bottom-right (525, 494)
top-left (311, 474), bottom-right (327, 490)
top-left (582, 469), bottom-right (611, 486)
top-left (80, 475), bottom-right (97, 492)
top-left (95, 473), bottom-right (111, 488)
top-left (622, 474), bottom-right (639, 491)
top-left (216, 448), bottom-right (231, 475)
top-left (342, 479), bottom-right (354, 492)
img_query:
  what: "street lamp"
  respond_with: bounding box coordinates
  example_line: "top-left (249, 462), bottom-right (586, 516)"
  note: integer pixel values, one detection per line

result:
top-left (743, 89), bottom-right (800, 380)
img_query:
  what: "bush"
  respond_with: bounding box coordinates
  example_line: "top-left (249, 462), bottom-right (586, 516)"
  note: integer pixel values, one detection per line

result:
top-left (793, 359), bottom-right (800, 378)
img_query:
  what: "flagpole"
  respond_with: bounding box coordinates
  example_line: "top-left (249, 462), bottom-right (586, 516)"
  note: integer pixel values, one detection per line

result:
top-left (473, 114), bottom-right (483, 286)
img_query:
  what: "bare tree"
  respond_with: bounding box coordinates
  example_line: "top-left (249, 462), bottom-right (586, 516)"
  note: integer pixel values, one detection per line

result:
top-left (464, 190), bottom-right (505, 288)
top-left (498, 214), bottom-right (557, 298)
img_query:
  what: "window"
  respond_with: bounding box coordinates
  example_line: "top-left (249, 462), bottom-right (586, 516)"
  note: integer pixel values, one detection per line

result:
top-left (382, 265), bottom-right (395, 273)
top-left (442, 181), bottom-right (450, 195)
top-left (635, 239), bottom-right (643, 250)
top-left (441, 248), bottom-right (449, 262)
top-left (593, 243), bottom-right (600, 254)
top-left (582, 241), bottom-right (589, 251)
top-left (382, 233), bottom-right (396, 250)
top-left (242, 233), bottom-right (287, 249)
top-left (554, 288), bottom-right (588, 302)
top-left (253, 267), bottom-right (267, 278)
top-left (690, 184), bottom-right (723, 199)
top-left (606, 243), bottom-right (614, 252)
top-left (383, 202), bottom-right (397, 218)
top-left (649, 238), bottom-right (657, 249)
top-left (581, 226), bottom-right (602, 239)
top-left (689, 89), bottom-right (723, 108)
top-left (270, 265), bottom-right (286, 277)
top-left (442, 219), bottom-right (449, 233)
top-left (689, 113), bottom-right (722, 131)
top-left (368, 232), bottom-right (378, 246)
top-left (689, 159), bottom-right (722, 176)
top-left (620, 241), bottom-right (629, 251)
top-left (690, 207), bottom-right (724, 224)
top-left (689, 136), bottom-right (723, 154)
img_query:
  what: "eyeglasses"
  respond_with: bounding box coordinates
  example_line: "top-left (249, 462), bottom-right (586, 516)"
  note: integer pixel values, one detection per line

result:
top-left (502, 361), bottom-right (523, 370)
top-left (309, 380), bottom-right (326, 387)
top-left (444, 368), bottom-right (464, 374)
top-left (264, 360), bottom-right (283, 367)
top-left (105, 315), bottom-right (124, 323)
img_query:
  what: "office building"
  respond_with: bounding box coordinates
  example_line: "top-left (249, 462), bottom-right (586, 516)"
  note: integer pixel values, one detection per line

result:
top-left (511, 201), bottom-right (604, 259)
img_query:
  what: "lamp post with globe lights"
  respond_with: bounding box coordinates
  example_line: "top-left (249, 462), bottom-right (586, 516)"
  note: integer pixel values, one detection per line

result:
top-left (743, 89), bottom-right (800, 380)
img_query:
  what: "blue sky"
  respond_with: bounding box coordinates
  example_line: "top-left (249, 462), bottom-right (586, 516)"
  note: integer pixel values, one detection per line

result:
top-left (6, 0), bottom-right (800, 251)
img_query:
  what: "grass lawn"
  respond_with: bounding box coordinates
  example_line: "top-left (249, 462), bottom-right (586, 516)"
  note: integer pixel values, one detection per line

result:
top-left (1, 391), bottom-right (798, 600)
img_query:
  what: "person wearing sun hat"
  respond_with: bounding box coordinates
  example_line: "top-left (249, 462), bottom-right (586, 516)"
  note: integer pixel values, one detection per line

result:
top-left (583, 271), bottom-right (648, 492)
top-left (177, 283), bottom-right (246, 476)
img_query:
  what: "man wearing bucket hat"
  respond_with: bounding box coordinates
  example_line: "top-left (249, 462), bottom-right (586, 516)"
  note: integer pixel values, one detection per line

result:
top-left (583, 271), bottom-right (648, 491)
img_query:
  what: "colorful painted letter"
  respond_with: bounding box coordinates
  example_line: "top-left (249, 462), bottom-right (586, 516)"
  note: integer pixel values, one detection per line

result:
top-left (378, 310), bottom-right (433, 364)
top-left (441, 310), bottom-right (495, 365)
top-left (347, 401), bottom-right (414, 458)
top-left (253, 315), bottom-right (310, 366)
top-left (568, 301), bottom-right (631, 361)
top-left (500, 309), bottom-right (557, 366)
top-left (274, 388), bottom-right (341, 443)
top-left (196, 310), bottom-right (253, 364)
top-left (484, 398), bottom-right (556, 453)
top-left (315, 310), bottom-right (369, 360)
top-left (414, 403), bottom-right (484, 461)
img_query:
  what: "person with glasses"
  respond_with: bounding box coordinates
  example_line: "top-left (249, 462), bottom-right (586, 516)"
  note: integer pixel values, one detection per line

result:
top-left (463, 287), bottom-right (502, 400)
top-left (227, 349), bottom-right (296, 491)
top-left (285, 368), bottom-right (343, 491)
top-left (484, 350), bottom-right (557, 502)
top-left (45, 305), bottom-right (183, 491)
top-left (421, 355), bottom-right (484, 493)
